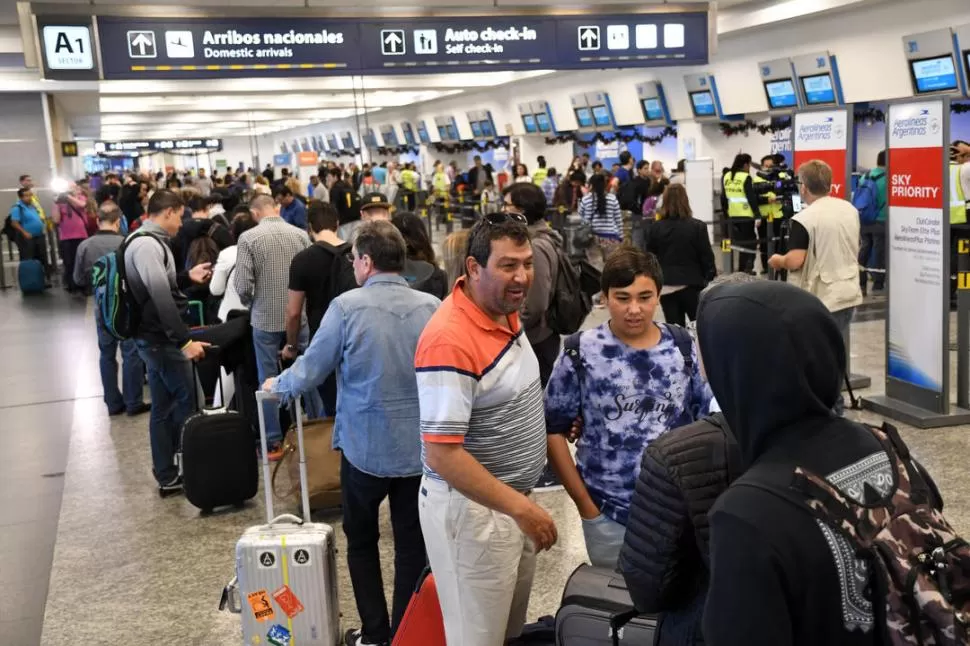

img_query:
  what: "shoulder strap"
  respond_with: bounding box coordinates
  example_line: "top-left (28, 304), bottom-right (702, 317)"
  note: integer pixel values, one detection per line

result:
top-left (666, 323), bottom-right (694, 371)
top-left (123, 231), bottom-right (169, 268)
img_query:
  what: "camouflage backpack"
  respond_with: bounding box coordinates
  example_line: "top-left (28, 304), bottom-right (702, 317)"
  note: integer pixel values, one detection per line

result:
top-left (786, 423), bottom-right (970, 645)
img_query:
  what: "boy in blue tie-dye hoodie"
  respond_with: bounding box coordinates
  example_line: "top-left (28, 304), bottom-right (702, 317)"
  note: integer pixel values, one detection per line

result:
top-left (545, 247), bottom-right (714, 568)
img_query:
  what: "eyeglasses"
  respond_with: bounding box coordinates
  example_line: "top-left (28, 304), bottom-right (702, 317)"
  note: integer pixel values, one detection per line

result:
top-left (484, 211), bottom-right (527, 226)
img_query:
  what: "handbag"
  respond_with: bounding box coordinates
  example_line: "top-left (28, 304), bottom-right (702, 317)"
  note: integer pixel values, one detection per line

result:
top-left (272, 417), bottom-right (342, 510)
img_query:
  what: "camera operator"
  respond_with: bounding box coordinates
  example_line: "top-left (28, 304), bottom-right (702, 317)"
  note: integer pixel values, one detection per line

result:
top-left (754, 155), bottom-right (796, 277)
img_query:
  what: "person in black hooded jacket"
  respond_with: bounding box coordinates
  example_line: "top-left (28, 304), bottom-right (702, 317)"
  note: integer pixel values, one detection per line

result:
top-left (619, 272), bottom-right (752, 646)
top-left (697, 281), bottom-right (941, 646)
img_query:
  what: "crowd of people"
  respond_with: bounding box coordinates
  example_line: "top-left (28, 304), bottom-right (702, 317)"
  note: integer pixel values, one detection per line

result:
top-left (6, 146), bottom-right (958, 646)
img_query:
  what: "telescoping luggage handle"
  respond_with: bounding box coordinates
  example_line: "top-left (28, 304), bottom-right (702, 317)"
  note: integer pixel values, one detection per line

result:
top-left (255, 390), bottom-right (312, 525)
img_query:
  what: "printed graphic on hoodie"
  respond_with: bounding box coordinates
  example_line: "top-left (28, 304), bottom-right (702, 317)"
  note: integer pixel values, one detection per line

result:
top-left (544, 323), bottom-right (713, 525)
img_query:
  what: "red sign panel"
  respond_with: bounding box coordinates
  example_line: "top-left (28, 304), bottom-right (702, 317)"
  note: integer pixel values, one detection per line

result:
top-left (793, 149), bottom-right (848, 199)
top-left (887, 147), bottom-right (944, 209)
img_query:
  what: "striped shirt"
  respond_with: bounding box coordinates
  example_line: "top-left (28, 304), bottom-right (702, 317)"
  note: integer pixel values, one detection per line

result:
top-left (578, 192), bottom-right (624, 240)
top-left (233, 216), bottom-right (311, 332)
top-left (415, 278), bottom-right (546, 492)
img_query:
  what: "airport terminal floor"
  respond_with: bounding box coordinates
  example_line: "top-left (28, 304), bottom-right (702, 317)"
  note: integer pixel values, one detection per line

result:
top-left (1, 279), bottom-right (969, 645)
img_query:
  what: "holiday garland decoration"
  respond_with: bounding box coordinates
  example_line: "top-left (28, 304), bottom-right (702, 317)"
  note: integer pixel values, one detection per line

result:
top-left (375, 145), bottom-right (421, 156)
top-left (720, 103), bottom-right (970, 136)
top-left (545, 127), bottom-right (677, 147)
top-left (429, 138), bottom-right (510, 154)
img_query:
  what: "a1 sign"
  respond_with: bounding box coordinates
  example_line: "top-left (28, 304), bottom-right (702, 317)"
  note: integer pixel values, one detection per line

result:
top-left (43, 25), bottom-right (94, 70)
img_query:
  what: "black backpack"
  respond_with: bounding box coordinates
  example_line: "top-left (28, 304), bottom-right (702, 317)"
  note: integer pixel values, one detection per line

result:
top-left (545, 239), bottom-right (593, 336)
top-left (325, 242), bottom-right (358, 306)
top-left (617, 179), bottom-right (639, 212)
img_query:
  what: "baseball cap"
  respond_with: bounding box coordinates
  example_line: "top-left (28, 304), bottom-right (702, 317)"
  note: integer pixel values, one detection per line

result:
top-left (361, 192), bottom-right (392, 211)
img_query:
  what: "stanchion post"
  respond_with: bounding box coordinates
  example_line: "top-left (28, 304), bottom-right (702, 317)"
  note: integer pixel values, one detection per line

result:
top-left (0, 234), bottom-right (7, 290)
top-left (957, 238), bottom-right (970, 409)
top-left (765, 216), bottom-right (776, 280)
top-left (720, 238), bottom-right (733, 274)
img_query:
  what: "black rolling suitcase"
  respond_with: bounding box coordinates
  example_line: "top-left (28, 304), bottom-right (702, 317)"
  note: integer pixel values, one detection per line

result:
top-left (180, 360), bottom-right (258, 512)
top-left (555, 564), bottom-right (657, 645)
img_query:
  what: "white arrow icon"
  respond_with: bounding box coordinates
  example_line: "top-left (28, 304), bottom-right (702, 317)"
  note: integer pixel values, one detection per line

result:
top-left (382, 30), bottom-right (405, 55)
top-left (131, 33), bottom-right (153, 55)
top-left (578, 26), bottom-right (600, 51)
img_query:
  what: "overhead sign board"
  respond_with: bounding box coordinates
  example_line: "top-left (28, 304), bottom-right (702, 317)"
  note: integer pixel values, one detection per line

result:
top-left (36, 16), bottom-right (99, 80)
top-left (94, 138), bottom-right (222, 154)
top-left (96, 11), bottom-right (708, 79)
top-left (98, 17), bottom-right (359, 79)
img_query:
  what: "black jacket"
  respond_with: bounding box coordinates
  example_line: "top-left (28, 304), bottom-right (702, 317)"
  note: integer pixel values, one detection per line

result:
top-left (466, 166), bottom-right (492, 193)
top-left (619, 414), bottom-right (739, 646)
top-left (645, 218), bottom-right (716, 287)
top-left (697, 282), bottom-right (894, 646)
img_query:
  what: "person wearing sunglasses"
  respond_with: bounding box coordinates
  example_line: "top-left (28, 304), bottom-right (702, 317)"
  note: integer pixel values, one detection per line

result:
top-left (415, 212), bottom-right (556, 645)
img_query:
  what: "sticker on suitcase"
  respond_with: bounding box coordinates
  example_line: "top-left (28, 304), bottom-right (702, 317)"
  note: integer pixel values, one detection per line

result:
top-left (291, 548), bottom-right (311, 566)
top-left (267, 624), bottom-right (292, 646)
top-left (272, 584), bottom-right (304, 619)
top-left (258, 550), bottom-right (278, 569)
top-left (247, 589), bottom-right (276, 623)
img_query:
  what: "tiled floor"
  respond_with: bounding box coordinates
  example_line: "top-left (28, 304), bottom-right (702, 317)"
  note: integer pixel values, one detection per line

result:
top-left (3, 275), bottom-right (970, 645)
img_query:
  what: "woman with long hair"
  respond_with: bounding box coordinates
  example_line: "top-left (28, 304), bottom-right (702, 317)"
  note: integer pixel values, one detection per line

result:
top-left (513, 162), bottom-right (532, 184)
top-left (578, 172), bottom-right (624, 270)
top-left (440, 228), bottom-right (471, 289)
top-left (646, 184), bottom-right (716, 326)
top-left (392, 212), bottom-right (448, 300)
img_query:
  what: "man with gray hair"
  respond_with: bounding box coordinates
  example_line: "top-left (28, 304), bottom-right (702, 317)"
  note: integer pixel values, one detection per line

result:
top-left (235, 193), bottom-right (321, 460)
top-left (263, 219), bottom-right (440, 646)
top-left (73, 201), bottom-right (149, 417)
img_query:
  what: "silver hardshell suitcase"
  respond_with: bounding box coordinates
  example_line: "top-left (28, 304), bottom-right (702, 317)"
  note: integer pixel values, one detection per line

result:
top-left (555, 564), bottom-right (657, 645)
top-left (223, 392), bottom-right (340, 646)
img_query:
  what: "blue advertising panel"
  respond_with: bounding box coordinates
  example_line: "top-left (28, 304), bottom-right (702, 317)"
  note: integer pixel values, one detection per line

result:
top-left (801, 73), bottom-right (836, 105)
top-left (690, 90), bottom-right (715, 116)
top-left (910, 55), bottom-right (959, 93)
top-left (97, 11), bottom-right (708, 79)
top-left (97, 17), bottom-right (359, 79)
top-left (764, 79), bottom-right (798, 109)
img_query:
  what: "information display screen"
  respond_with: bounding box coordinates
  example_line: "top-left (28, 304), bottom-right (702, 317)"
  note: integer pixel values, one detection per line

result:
top-left (764, 79), bottom-right (798, 109)
top-left (801, 73), bottom-right (836, 105)
top-left (536, 112), bottom-right (552, 132)
top-left (592, 105), bottom-right (612, 127)
top-left (401, 122), bottom-right (416, 145)
top-left (446, 123), bottom-right (459, 140)
top-left (471, 122), bottom-right (483, 138)
top-left (689, 90), bottom-right (716, 116)
top-left (642, 97), bottom-right (664, 121)
top-left (417, 122), bottom-right (431, 144)
top-left (575, 107), bottom-right (594, 128)
top-left (910, 55), bottom-right (959, 93)
top-left (480, 121), bottom-right (494, 137)
top-left (523, 114), bottom-right (538, 133)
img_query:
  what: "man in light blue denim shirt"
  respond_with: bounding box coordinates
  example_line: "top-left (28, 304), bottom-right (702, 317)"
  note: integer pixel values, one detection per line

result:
top-left (264, 220), bottom-right (440, 646)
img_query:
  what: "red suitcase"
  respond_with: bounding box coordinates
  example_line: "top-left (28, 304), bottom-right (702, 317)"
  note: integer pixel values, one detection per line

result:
top-left (392, 567), bottom-right (446, 646)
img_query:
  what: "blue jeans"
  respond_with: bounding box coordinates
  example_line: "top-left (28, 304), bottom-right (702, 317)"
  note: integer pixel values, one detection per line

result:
top-left (97, 320), bottom-right (145, 413)
top-left (831, 307), bottom-right (855, 417)
top-left (252, 327), bottom-right (324, 445)
top-left (135, 340), bottom-right (194, 485)
top-left (582, 513), bottom-right (627, 569)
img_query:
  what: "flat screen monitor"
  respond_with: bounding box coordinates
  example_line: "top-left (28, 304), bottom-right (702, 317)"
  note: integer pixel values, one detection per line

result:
top-left (471, 121), bottom-right (483, 138)
top-left (417, 123), bottom-right (430, 144)
top-left (480, 121), bottom-right (494, 137)
top-left (536, 112), bottom-right (552, 132)
top-left (382, 130), bottom-right (399, 147)
top-left (689, 90), bottom-right (716, 117)
top-left (641, 97), bottom-right (664, 121)
top-left (592, 105), bottom-right (612, 127)
top-left (327, 135), bottom-right (339, 151)
top-left (437, 125), bottom-right (448, 140)
top-left (910, 55), bottom-right (959, 94)
top-left (446, 124), bottom-right (459, 140)
top-left (574, 107), bottom-right (594, 128)
top-left (341, 135), bottom-right (354, 151)
top-left (522, 114), bottom-right (538, 133)
top-left (800, 73), bottom-right (836, 105)
top-left (764, 79), bottom-right (798, 109)
top-left (401, 122), bottom-right (416, 145)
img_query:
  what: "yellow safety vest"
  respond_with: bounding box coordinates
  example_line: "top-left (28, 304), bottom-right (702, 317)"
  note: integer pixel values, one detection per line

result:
top-left (723, 171), bottom-right (753, 218)
top-left (950, 163), bottom-right (967, 225)
top-left (533, 168), bottom-right (548, 187)
top-left (401, 170), bottom-right (418, 192)
top-left (432, 171), bottom-right (449, 196)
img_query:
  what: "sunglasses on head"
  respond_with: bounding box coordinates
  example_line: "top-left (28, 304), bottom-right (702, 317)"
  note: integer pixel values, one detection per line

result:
top-left (483, 212), bottom-right (527, 226)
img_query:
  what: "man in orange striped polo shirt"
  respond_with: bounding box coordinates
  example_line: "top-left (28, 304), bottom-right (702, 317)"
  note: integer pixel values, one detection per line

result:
top-left (415, 212), bottom-right (558, 646)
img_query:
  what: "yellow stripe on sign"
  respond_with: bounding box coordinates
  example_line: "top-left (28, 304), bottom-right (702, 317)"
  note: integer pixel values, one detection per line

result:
top-left (157, 65), bottom-right (172, 71)
top-left (254, 64), bottom-right (268, 70)
top-left (181, 65), bottom-right (197, 71)
top-left (206, 65), bottom-right (220, 70)
top-left (230, 65), bottom-right (244, 70)
top-left (299, 64), bottom-right (314, 69)
top-left (278, 64), bottom-right (292, 70)
top-left (324, 63), bottom-right (338, 69)
top-left (131, 66), bottom-right (146, 71)
top-left (280, 536), bottom-right (294, 642)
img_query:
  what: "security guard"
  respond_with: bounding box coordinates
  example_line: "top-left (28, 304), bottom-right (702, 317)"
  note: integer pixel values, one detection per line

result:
top-left (721, 153), bottom-right (763, 274)
top-left (533, 155), bottom-right (549, 187)
top-left (400, 162), bottom-right (419, 211)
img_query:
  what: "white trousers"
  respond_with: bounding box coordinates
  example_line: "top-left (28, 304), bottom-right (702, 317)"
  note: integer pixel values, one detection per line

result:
top-left (418, 476), bottom-right (536, 646)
